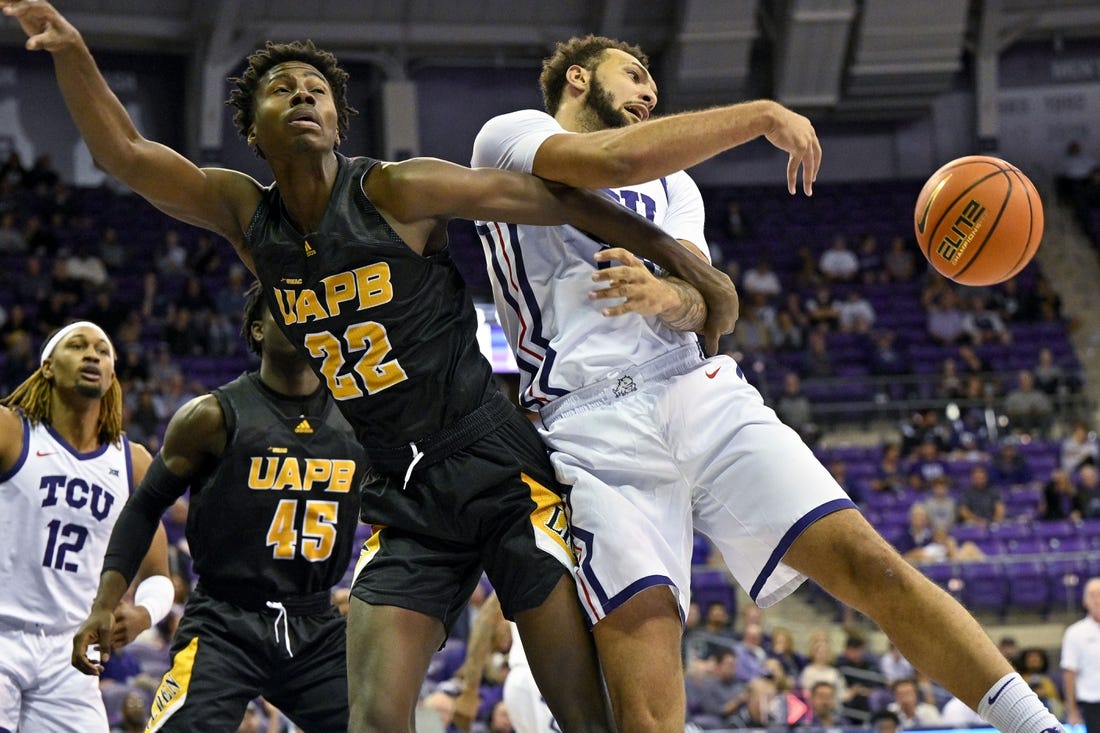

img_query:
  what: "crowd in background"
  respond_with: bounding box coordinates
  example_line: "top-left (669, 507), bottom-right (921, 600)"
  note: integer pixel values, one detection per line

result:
top-left (2, 146), bottom-right (1099, 732)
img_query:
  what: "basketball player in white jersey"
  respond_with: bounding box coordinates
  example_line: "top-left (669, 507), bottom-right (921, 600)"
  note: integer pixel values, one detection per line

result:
top-left (0, 321), bottom-right (173, 732)
top-left (472, 35), bottom-right (1063, 733)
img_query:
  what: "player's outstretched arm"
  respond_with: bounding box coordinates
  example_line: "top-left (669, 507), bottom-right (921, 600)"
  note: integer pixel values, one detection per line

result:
top-left (531, 99), bottom-right (820, 195)
top-left (72, 395), bottom-right (226, 674)
top-left (370, 159), bottom-right (738, 351)
top-left (1, 0), bottom-right (258, 244)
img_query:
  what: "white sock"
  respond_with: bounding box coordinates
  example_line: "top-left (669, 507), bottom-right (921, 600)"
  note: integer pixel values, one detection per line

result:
top-left (977, 672), bottom-right (1064, 733)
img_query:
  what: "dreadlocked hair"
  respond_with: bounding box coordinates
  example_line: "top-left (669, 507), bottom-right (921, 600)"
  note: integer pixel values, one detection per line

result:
top-left (1, 368), bottom-right (125, 447)
top-left (241, 280), bottom-right (267, 356)
top-left (227, 39), bottom-right (358, 158)
top-left (539, 35), bottom-right (649, 115)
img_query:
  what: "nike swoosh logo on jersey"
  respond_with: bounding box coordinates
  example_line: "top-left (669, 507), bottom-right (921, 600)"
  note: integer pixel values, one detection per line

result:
top-left (986, 677), bottom-right (1015, 705)
top-left (35, 450), bottom-right (56, 457)
top-left (705, 368), bottom-right (721, 379)
top-left (917, 175), bottom-right (950, 234)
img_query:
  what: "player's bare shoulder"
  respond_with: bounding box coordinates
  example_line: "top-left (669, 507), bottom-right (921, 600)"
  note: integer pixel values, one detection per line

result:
top-left (198, 167), bottom-right (266, 264)
top-left (0, 404), bottom-right (24, 474)
top-left (162, 393), bottom-right (229, 459)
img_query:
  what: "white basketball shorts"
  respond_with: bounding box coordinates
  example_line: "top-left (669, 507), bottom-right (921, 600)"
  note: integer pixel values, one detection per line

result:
top-left (539, 345), bottom-right (855, 625)
top-left (0, 623), bottom-right (108, 733)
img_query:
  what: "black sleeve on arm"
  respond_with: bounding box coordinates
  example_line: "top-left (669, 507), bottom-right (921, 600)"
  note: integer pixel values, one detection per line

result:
top-left (102, 453), bottom-right (191, 583)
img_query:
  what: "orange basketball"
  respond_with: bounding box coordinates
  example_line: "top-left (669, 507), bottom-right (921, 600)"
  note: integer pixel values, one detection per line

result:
top-left (913, 155), bottom-right (1044, 286)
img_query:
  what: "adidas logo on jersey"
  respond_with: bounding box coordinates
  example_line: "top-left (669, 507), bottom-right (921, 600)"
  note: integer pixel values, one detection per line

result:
top-left (303, 239), bottom-right (316, 257)
top-left (294, 419), bottom-right (314, 434)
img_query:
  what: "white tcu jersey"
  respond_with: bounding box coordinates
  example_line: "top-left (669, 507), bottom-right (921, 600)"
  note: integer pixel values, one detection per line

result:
top-left (0, 418), bottom-right (132, 630)
top-left (472, 109), bottom-right (710, 410)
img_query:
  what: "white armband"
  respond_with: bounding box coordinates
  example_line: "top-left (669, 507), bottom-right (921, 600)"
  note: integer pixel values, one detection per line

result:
top-left (134, 574), bottom-right (175, 626)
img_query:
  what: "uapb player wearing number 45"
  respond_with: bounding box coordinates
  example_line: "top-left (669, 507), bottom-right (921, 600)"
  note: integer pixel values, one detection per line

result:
top-left (73, 284), bottom-right (366, 732)
top-left (0, 321), bottom-right (172, 733)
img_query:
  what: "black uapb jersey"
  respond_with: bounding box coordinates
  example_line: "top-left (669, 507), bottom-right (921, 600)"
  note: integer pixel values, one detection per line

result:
top-left (187, 372), bottom-right (364, 601)
top-left (245, 154), bottom-right (498, 456)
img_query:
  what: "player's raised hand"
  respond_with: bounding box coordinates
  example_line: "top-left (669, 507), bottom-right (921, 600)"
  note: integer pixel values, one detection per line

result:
top-left (1, 0), bottom-right (82, 52)
top-left (71, 607), bottom-right (115, 676)
top-left (763, 103), bottom-right (821, 196)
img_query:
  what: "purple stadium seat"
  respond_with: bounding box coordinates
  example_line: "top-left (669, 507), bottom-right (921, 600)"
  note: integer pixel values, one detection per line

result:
top-left (1046, 557), bottom-right (1088, 612)
top-left (959, 562), bottom-right (1008, 617)
top-left (1004, 559), bottom-right (1050, 615)
top-left (691, 568), bottom-right (737, 619)
top-left (1032, 519), bottom-right (1077, 542)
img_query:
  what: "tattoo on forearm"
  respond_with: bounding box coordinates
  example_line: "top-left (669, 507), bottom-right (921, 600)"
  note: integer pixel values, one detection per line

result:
top-left (659, 277), bottom-right (707, 332)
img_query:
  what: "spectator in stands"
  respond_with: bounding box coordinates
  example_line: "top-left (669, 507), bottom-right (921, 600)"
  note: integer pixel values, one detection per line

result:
top-left (991, 278), bottom-right (1023, 322)
top-left (97, 225), bottom-right (127, 271)
top-left (1018, 648), bottom-right (1063, 719)
top-left (769, 309), bottom-right (805, 352)
top-left (1063, 421), bottom-right (1100, 474)
top-left (215, 265), bottom-right (251, 318)
top-left (962, 295), bottom-right (1011, 345)
top-left (1040, 468), bottom-right (1082, 521)
top-left (155, 229), bottom-right (188, 276)
top-left (905, 524), bottom-right (985, 565)
top-left (923, 475), bottom-right (957, 531)
top-left (869, 442), bottom-right (907, 497)
top-left (858, 234), bottom-right (887, 285)
top-left (1033, 347), bottom-right (1068, 397)
top-left (139, 271), bottom-right (171, 324)
top-left (12, 253), bottom-right (51, 303)
top-left (883, 236), bottom-right (917, 283)
top-left (162, 307), bottom-right (203, 357)
top-left (896, 503), bottom-right (935, 558)
top-left (837, 289), bottom-right (876, 334)
top-left (724, 199), bottom-right (750, 241)
top-left (989, 439), bottom-right (1034, 488)
top-left (1002, 370), bottom-right (1055, 437)
top-left (957, 465), bottom-right (1006, 526)
top-left (0, 302), bottom-right (30, 344)
top-left (805, 285), bottom-right (840, 331)
top-left (775, 372), bottom-right (819, 447)
top-left (869, 329), bottom-right (909, 384)
top-left (109, 689), bottom-right (150, 733)
top-left (741, 258), bottom-right (782, 300)
top-left (0, 330), bottom-right (37, 394)
top-left (871, 709), bottom-right (903, 733)
top-left (694, 648), bottom-right (749, 725)
top-left (800, 328), bottom-right (835, 379)
top-left (941, 695), bottom-right (985, 728)
top-left (835, 633), bottom-right (883, 723)
top-left (1035, 276), bottom-right (1064, 322)
top-left (116, 344), bottom-right (150, 385)
top-left (0, 210), bottom-right (26, 253)
top-left (879, 642), bottom-right (916, 687)
top-left (782, 291), bottom-right (812, 332)
top-left (800, 632), bottom-right (846, 699)
top-left (926, 289), bottom-right (968, 345)
top-left (794, 246), bottom-right (824, 290)
top-left (22, 214), bottom-right (56, 256)
top-left (86, 286), bottom-right (127, 335)
top-left (1076, 465), bottom-right (1100, 519)
top-left (63, 241), bottom-right (109, 289)
top-left (956, 343), bottom-right (990, 376)
top-left (724, 300), bottom-right (772, 358)
top-left (905, 437), bottom-right (948, 492)
top-left (936, 358), bottom-right (965, 400)
top-left (176, 275), bottom-right (210, 314)
top-left (126, 389), bottom-right (160, 445)
top-left (735, 623), bottom-right (769, 683)
top-left (768, 627), bottom-right (807, 680)
top-left (701, 601), bottom-right (737, 648)
top-left (819, 234), bottom-right (860, 282)
top-left (888, 677), bottom-right (944, 729)
top-left (726, 676), bottom-right (782, 729)
top-left (802, 680), bottom-right (851, 727)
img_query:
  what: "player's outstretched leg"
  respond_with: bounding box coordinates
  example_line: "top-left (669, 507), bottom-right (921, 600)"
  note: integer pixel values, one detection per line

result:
top-left (785, 508), bottom-right (1063, 733)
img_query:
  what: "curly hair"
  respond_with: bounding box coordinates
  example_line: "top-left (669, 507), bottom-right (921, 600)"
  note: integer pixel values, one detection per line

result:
top-left (539, 35), bottom-right (649, 115)
top-left (227, 40), bottom-right (358, 158)
top-left (241, 280), bottom-right (267, 356)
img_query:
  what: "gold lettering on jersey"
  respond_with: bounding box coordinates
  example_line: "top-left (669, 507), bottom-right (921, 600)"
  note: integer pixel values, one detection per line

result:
top-left (274, 263), bottom-right (395, 325)
top-left (248, 457), bottom-right (356, 492)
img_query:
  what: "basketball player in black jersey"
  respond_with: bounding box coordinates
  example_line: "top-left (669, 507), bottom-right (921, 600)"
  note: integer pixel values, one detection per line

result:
top-left (72, 283), bottom-right (366, 731)
top-left (7, 3), bottom-right (737, 731)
